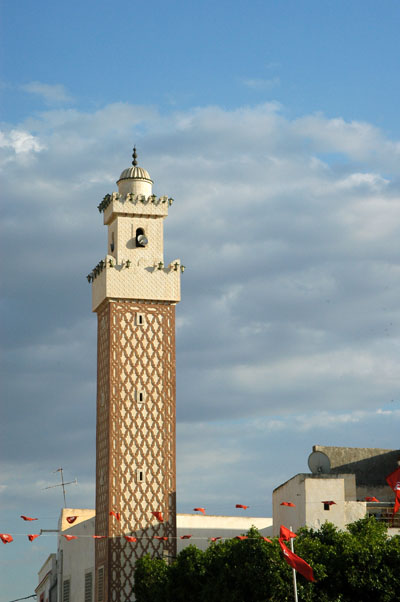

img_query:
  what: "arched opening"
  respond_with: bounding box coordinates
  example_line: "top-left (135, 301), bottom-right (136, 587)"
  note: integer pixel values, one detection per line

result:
top-left (136, 227), bottom-right (148, 247)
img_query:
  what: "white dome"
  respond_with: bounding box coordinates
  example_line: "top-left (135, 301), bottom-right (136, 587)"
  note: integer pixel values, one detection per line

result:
top-left (118, 166), bottom-right (152, 183)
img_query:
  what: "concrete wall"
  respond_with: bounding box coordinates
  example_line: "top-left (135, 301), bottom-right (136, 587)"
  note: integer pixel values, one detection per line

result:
top-left (313, 445), bottom-right (400, 500)
top-left (35, 554), bottom-right (56, 602)
top-left (177, 514), bottom-right (273, 553)
top-left (273, 473), bottom-right (362, 535)
top-left (58, 509), bottom-right (96, 602)
top-left (273, 474), bottom-right (306, 535)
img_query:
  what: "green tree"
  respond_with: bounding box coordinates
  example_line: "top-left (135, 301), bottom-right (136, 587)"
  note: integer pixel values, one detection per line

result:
top-left (134, 519), bottom-right (400, 602)
top-left (168, 545), bottom-right (206, 602)
top-left (134, 554), bottom-right (169, 602)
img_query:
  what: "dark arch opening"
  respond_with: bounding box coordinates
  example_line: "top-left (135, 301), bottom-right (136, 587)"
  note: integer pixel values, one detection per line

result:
top-left (136, 227), bottom-right (146, 247)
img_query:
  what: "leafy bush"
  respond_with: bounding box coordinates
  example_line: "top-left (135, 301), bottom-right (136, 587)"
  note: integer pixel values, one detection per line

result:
top-left (134, 518), bottom-right (400, 602)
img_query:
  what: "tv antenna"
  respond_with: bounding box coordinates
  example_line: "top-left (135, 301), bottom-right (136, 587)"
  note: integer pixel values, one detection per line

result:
top-left (42, 467), bottom-right (77, 507)
top-left (308, 451), bottom-right (331, 474)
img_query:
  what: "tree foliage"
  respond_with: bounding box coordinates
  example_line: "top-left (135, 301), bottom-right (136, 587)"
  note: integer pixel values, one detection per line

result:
top-left (134, 518), bottom-right (400, 602)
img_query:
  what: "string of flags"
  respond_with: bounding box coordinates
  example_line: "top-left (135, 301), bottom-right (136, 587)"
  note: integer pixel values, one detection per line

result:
top-left (0, 533), bottom-right (275, 543)
top-left (2, 469), bottom-right (399, 548)
top-left (1, 526), bottom-right (316, 583)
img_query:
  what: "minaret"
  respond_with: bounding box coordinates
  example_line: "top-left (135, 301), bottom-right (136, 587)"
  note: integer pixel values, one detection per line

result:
top-left (89, 148), bottom-right (182, 601)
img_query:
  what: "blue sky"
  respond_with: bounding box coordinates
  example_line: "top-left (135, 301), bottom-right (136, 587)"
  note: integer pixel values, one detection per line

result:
top-left (2, 0), bottom-right (400, 134)
top-left (1, 1), bottom-right (400, 600)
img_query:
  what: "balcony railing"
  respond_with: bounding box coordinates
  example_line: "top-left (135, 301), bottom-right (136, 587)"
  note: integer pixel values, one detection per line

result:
top-left (366, 503), bottom-right (400, 527)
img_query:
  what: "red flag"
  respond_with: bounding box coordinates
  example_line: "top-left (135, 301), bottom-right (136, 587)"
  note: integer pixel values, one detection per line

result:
top-left (66, 516), bottom-right (78, 524)
top-left (279, 539), bottom-right (315, 582)
top-left (365, 496), bottom-right (380, 502)
top-left (180, 535), bottom-right (192, 539)
top-left (109, 511), bottom-right (120, 521)
top-left (0, 533), bottom-right (13, 544)
top-left (321, 501), bottom-right (336, 506)
top-left (154, 536), bottom-right (168, 540)
top-left (210, 536), bottom-right (222, 542)
top-left (151, 511), bottom-right (164, 522)
top-left (93, 535), bottom-right (106, 539)
top-left (235, 535), bottom-right (248, 540)
top-left (193, 507), bottom-right (205, 514)
top-left (386, 467), bottom-right (400, 515)
top-left (280, 502), bottom-right (296, 507)
top-left (63, 535), bottom-right (78, 541)
top-left (21, 515), bottom-right (38, 521)
top-left (261, 536), bottom-right (273, 543)
top-left (235, 504), bottom-right (249, 509)
top-left (280, 525), bottom-right (297, 541)
top-left (28, 534), bottom-right (40, 542)
top-left (124, 536), bottom-right (137, 542)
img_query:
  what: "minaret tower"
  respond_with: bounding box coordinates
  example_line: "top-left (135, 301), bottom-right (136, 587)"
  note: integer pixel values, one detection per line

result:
top-left (89, 148), bottom-right (182, 601)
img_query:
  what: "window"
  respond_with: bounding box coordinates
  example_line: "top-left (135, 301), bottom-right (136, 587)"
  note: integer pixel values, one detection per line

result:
top-left (136, 313), bottom-right (145, 326)
top-left (97, 567), bottom-right (104, 602)
top-left (136, 227), bottom-right (147, 247)
top-left (62, 579), bottom-right (70, 602)
top-left (323, 503), bottom-right (330, 511)
top-left (84, 571), bottom-right (93, 602)
top-left (110, 231), bottom-right (114, 252)
top-left (137, 390), bottom-right (145, 403)
top-left (137, 468), bottom-right (145, 483)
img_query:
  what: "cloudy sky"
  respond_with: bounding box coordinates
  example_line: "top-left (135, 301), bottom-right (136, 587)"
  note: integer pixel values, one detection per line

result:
top-left (1, 0), bottom-right (400, 599)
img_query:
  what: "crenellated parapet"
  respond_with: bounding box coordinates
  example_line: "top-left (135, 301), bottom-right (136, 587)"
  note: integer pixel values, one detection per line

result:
top-left (91, 254), bottom-right (182, 311)
top-left (98, 192), bottom-right (174, 225)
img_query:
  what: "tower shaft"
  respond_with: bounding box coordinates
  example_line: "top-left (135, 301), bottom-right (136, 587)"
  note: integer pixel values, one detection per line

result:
top-left (91, 153), bottom-right (181, 601)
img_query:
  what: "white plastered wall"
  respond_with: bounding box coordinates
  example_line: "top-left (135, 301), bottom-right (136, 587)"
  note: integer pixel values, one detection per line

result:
top-left (58, 509), bottom-right (96, 602)
top-left (177, 514), bottom-right (273, 553)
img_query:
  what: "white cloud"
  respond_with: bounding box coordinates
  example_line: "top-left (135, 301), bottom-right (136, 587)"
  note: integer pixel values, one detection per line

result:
top-left (337, 172), bottom-right (389, 190)
top-left (1, 100), bottom-right (400, 555)
top-left (21, 81), bottom-right (74, 104)
top-left (0, 129), bottom-right (45, 154)
top-left (242, 76), bottom-right (280, 90)
top-left (293, 114), bottom-right (400, 167)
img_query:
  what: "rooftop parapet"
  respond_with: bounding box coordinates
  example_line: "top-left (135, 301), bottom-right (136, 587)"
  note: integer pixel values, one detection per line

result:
top-left (98, 192), bottom-right (174, 224)
top-left (91, 255), bottom-right (182, 311)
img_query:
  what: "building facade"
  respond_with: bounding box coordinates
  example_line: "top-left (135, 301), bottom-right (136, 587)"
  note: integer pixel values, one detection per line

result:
top-left (90, 149), bottom-right (182, 601)
top-left (273, 445), bottom-right (400, 536)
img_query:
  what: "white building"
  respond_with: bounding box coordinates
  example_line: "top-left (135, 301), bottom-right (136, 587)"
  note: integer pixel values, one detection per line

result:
top-left (273, 472), bottom-right (366, 535)
top-left (38, 508), bottom-right (273, 601)
top-left (273, 445), bottom-right (400, 537)
top-left (35, 553), bottom-right (57, 602)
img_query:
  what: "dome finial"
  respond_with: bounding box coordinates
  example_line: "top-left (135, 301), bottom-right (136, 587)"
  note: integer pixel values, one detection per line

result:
top-left (132, 146), bottom-right (138, 167)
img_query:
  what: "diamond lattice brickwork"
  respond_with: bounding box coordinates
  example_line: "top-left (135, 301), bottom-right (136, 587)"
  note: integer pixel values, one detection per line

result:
top-left (95, 299), bottom-right (176, 602)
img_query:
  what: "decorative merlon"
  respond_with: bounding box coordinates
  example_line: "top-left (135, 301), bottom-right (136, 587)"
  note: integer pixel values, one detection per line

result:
top-left (98, 193), bottom-right (174, 213)
top-left (87, 257), bottom-right (185, 283)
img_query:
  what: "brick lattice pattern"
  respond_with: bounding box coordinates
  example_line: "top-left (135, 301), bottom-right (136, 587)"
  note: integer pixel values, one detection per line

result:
top-left (95, 299), bottom-right (177, 601)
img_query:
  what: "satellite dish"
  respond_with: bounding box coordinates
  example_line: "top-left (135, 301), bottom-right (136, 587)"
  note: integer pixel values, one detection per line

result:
top-left (137, 234), bottom-right (148, 247)
top-left (308, 451), bottom-right (331, 474)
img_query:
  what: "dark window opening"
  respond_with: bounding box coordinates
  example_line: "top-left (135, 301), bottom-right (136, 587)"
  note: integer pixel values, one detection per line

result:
top-left (136, 227), bottom-right (146, 247)
top-left (323, 503), bottom-right (330, 511)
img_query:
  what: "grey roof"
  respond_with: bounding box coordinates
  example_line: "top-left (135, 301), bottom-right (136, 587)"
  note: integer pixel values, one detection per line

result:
top-left (118, 165), bottom-right (153, 182)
